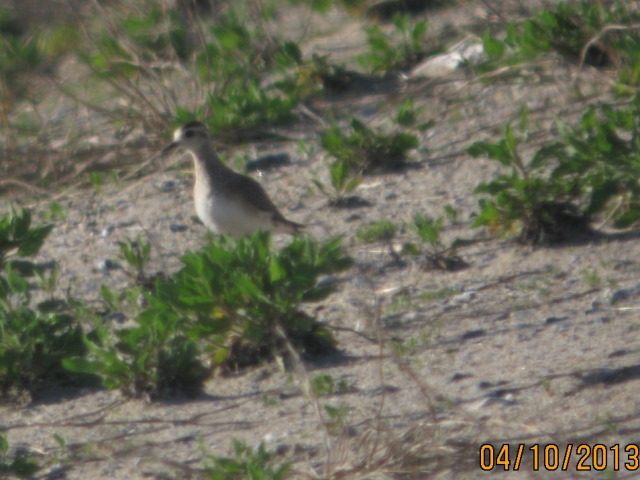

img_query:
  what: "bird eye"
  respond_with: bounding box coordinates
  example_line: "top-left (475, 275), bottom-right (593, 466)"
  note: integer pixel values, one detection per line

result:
top-left (184, 130), bottom-right (194, 138)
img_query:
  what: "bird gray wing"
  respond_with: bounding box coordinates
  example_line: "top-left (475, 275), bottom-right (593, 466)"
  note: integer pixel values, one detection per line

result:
top-left (228, 174), bottom-right (289, 220)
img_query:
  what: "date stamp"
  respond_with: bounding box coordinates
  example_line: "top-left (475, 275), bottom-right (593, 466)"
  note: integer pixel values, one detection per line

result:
top-left (480, 443), bottom-right (639, 472)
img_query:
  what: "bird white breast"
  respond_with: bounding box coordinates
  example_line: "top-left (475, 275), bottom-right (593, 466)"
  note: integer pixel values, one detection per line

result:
top-left (194, 187), bottom-right (273, 237)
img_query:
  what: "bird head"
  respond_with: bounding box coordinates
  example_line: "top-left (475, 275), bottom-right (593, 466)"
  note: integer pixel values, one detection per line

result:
top-left (162, 121), bottom-right (211, 154)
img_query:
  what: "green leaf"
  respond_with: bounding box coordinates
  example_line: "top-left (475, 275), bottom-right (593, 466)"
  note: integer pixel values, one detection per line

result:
top-left (614, 209), bottom-right (640, 228)
top-left (302, 285), bottom-right (334, 302)
top-left (472, 201), bottom-right (500, 227)
top-left (62, 358), bottom-right (98, 374)
top-left (329, 159), bottom-right (348, 189)
top-left (467, 141), bottom-right (511, 165)
top-left (12, 208), bottom-right (32, 239)
top-left (5, 259), bottom-right (38, 277)
top-left (311, 0), bottom-right (333, 13)
top-left (396, 98), bottom-right (416, 126)
top-left (278, 41), bottom-right (302, 66)
top-left (391, 13), bottom-right (409, 32)
top-left (482, 30), bottom-right (505, 58)
top-left (5, 263), bottom-right (29, 294)
top-left (312, 178), bottom-right (329, 196)
top-left (211, 347), bottom-right (230, 365)
top-left (344, 176), bottom-right (361, 193)
top-left (269, 257), bottom-right (286, 283)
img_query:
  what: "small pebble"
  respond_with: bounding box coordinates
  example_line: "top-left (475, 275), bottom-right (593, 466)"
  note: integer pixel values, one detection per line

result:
top-left (104, 312), bottom-right (127, 324)
top-left (585, 301), bottom-right (601, 314)
top-left (449, 372), bottom-right (473, 383)
top-left (608, 286), bottom-right (640, 304)
top-left (115, 200), bottom-right (129, 210)
top-left (288, 201), bottom-right (304, 212)
top-left (101, 226), bottom-right (115, 237)
top-left (170, 224), bottom-right (189, 233)
top-left (246, 153), bottom-right (291, 172)
top-left (159, 180), bottom-right (177, 192)
top-left (452, 291), bottom-right (476, 304)
top-left (544, 316), bottom-right (566, 325)
top-left (96, 259), bottom-right (121, 272)
top-left (401, 311), bottom-right (418, 323)
top-left (461, 329), bottom-right (485, 340)
top-left (353, 276), bottom-right (370, 288)
top-left (317, 275), bottom-right (338, 289)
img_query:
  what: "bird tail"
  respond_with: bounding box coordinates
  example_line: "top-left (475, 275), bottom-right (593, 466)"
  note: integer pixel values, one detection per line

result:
top-left (286, 219), bottom-right (306, 235)
top-left (273, 218), bottom-right (305, 235)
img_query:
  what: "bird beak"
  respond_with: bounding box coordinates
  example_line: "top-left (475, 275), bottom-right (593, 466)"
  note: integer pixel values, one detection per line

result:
top-left (162, 142), bottom-right (179, 155)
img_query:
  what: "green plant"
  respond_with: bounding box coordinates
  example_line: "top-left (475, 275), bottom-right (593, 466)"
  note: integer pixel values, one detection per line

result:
top-left (409, 213), bottom-right (468, 271)
top-left (65, 279), bottom-right (206, 398)
top-left (42, 201), bottom-right (67, 222)
top-left (0, 432), bottom-right (40, 478)
top-left (166, 233), bottom-right (350, 365)
top-left (0, 209), bottom-right (86, 399)
top-left (74, 2), bottom-right (192, 131)
top-left (204, 439), bottom-right (289, 480)
top-left (479, 1), bottom-right (640, 89)
top-left (117, 235), bottom-right (151, 284)
top-left (64, 1), bottom-right (301, 138)
top-left (356, 220), bottom-right (398, 244)
top-left (357, 13), bottom-right (430, 73)
top-left (315, 98), bottom-right (425, 207)
top-left (0, 11), bottom-right (42, 125)
top-left (413, 213), bottom-right (443, 249)
top-left (311, 373), bottom-right (351, 396)
top-left (469, 99), bottom-right (640, 243)
top-left (582, 269), bottom-right (602, 287)
top-left (64, 315), bottom-right (207, 397)
top-left (65, 233), bottom-right (351, 396)
top-left (356, 220), bottom-right (403, 265)
top-left (321, 117), bottom-right (419, 175)
top-left (98, 284), bottom-right (145, 321)
top-left (282, 53), bottom-right (352, 97)
top-left (180, 4), bottom-right (306, 137)
top-left (0, 208), bottom-right (52, 267)
top-left (313, 157), bottom-right (362, 207)
top-left (390, 337), bottom-right (419, 356)
top-left (88, 172), bottom-right (104, 194)
top-left (420, 287), bottom-right (461, 303)
top-left (323, 402), bottom-right (351, 435)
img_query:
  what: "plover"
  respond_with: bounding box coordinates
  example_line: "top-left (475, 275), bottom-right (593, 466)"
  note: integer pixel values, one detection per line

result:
top-left (163, 121), bottom-right (304, 237)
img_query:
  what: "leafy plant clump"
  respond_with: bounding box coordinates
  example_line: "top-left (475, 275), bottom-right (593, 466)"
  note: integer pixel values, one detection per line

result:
top-left (0, 209), bottom-right (86, 400)
top-left (65, 233), bottom-right (351, 397)
top-left (356, 220), bottom-right (404, 265)
top-left (203, 439), bottom-right (289, 480)
top-left (0, 432), bottom-right (40, 479)
top-left (480, 1), bottom-right (640, 87)
top-left (117, 235), bottom-right (154, 286)
top-left (162, 232), bottom-right (351, 365)
top-left (76, 1), bottom-right (312, 139)
top-left (314, 100), bottom-right (427, 207)
top-left (322, 117), bottom-right (419, 175)
top-left (468, 100), bottom-right (640, 244)
top-left (356, 220), bottom-right (399, 244)
top-left (312, 156), bottom-right (362, 207)
top-left (408, 212), bottom-right (468, 271)
top-left (357, 12), bottom-right (430, 73)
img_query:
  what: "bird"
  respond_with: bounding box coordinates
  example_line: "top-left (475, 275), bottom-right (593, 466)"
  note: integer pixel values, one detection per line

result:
top-left (162, 121), bottom-right (304, 237)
